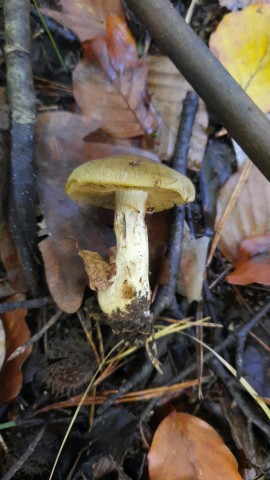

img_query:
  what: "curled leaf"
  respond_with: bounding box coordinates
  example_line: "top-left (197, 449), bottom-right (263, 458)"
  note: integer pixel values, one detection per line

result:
top-left (148, 411), bottom-right (242, 480)
top-left (226, 234), bottom-right (270, 285)
top-left (79, 250), bottom-right (111, 292)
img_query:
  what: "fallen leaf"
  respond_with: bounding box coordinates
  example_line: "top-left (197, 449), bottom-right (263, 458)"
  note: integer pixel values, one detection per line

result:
top-left (218, 0), bottom-right (270, 12)
top-left (0, 227), bottom-right (27, 293)
top-left (74, 17), bottom-right (158, 138)
top-left (148, 411), bottom-right (242, 480)
top-left (226, 234), bottom-right (270, 285)
top-left (0, 87), bottom-right (9, 130)
top-left (215, 164), bottom-right (270, 262)
top-left (36, 111), bottom-right (115, 313)
top-left (0, 294), bottom-right (31, 404)
top-left (0, 319), bottom-right (5, 371)
top-left (177, 224), bottom-right (209, 302)
top-left (41, 0), bottom-right (124, 42)
top-left (79, 250), bottom-right (111, 292)
top-left (210, 2), bottom-right (270, 112)
top-left (106, 14), bottom-right (138, 73)
top-left (147, 56), bottom-right (208, 167)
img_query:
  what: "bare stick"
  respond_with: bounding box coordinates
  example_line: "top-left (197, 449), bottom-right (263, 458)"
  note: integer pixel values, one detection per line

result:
top-left (125, 0), bottom-right (270, 182)
top-left (4, 0), bottom-right (38, 292)
top-left (8, 310), bottom-right (61, 361)
top-left (1, 424), bottom-right (47, 480)
top-left (152, 91), bottom-right (199, 319)
top-left (0, 296), bottom-right (48, 314)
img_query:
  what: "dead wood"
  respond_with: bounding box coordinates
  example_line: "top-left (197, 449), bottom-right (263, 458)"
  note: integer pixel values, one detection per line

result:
top-left (125, 0), bottom-right (270, 182)
top-left (4, 0), bottom-right (38, 293)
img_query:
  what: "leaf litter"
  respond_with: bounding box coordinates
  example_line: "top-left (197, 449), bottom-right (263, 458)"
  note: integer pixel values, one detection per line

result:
top-left (1, 0), bottom-right (270, 479)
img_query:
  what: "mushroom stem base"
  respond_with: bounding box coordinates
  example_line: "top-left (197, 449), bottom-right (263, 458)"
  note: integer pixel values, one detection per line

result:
top-left (98, 189), bottom-right (151, 337)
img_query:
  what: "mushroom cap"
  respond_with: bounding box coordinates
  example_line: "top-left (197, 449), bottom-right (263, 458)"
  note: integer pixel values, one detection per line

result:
top-left (65, 154), bottom-right (195, 212)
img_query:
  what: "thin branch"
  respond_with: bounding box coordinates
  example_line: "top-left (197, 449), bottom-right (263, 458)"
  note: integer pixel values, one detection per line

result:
top-left (4, 0), bottom-right (38, 293)
top-left (125, 0), bottom-right (270, 181)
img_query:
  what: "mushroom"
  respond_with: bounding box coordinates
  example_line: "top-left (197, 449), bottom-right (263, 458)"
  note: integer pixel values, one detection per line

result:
top-left (65, 154), bottom-right (195, 340)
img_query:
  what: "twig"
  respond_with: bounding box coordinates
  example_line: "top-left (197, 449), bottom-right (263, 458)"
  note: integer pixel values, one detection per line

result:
top-left (1, 424), bottom-right (47, 480)
top-left (8, 309), bottom-right (61, 361)
top-left (206, 159), bottom-right (252, 267)
top-left (152, 91), bottom-right (199, 319)
top-left (124, 0), bottom-right (270, 182)
top-left (209, 358), bottom-right (270, 438)
top-left (185, 0), bottom-right (199, 24)
top-left (30, 5), bottom-right (79, 44)
top-left (236, 300), bottom-right (270, 378)
top-left (4, 0), bottom-right (38, 293)
top-left (0, 296), bottom-right (48, 314)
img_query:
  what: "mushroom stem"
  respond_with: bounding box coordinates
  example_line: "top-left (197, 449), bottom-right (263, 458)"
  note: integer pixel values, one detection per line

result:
top-left (98, 189), bottom-right (151, 331)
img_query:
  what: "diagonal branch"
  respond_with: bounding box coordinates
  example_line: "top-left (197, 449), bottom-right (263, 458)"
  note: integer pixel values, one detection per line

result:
top-left (125, 0), bottom-right (270, 182)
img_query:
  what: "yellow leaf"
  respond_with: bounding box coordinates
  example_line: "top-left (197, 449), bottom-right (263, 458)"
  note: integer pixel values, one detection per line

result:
top-left (210, 2), bottom-right (270, 112)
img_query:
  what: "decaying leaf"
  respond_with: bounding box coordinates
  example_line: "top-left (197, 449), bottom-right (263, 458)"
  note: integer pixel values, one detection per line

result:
top-left (41, 0), bottom-right (124, 42)
top-left (106, 14), bottom-right (138, 73)
top-left (147, 56), bottom-right (208, 167)
top-left (0, 227), bottom-right (27, 294)
top-left (177, 224), bottom-right (209, 302)
top-left (226, 234), bottom-right (270, 285)
top-left (148, 411), bottom-right (242, 480)
top-left (0, 87), bottom-right (9, 130)
top-left (219, 0), bottom-right (270, 12)
top-left (0, 319), bottom-right (5, 371)
top-left (0, 294), bottom-right (31, 404)
top-left (215, 164), bottom-right (270, 262)
top-left (79, 250), bottom-right (111, 292)
top-left (74, 16), bottom-right (158, 138)
top-left (210, 2), bottom-right (270, 112)
top-left (36, 111), bottom-right (115, 313)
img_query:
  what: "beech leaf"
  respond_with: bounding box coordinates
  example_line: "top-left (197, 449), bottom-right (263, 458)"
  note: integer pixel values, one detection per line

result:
top-left (41, 0), bottom-right (124, 42)
top-left (0, 320), bottom-right (5, 371)
top-left (74, 16), bottom-right (158, 138)
top-left (79, 250), bottom-right (111, 292)
top-left (210, 2), bottom-right (270, 112)
top-left (226, 234), bottom-right (270, 285)
top-left (215, 164), bottom-right (270, 262)
top-left (0, 294), bottom-right (31, 404)
top-left (147, 56), bottom-right (208, 166)
top-left (36, 111), bottom-right (114, 313)
top-left (148, 411), bottom-right (242, 480)
top-left (218, 0), bottom-right (269, 11)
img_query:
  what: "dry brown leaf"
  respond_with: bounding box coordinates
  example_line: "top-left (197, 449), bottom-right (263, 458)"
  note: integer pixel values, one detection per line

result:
top-left (73, 19), bottom-right (158, 138)
top-left (41, 0), bottom-right (124, 42)
top-left (79, 250), bottom-right (111, 292)
top-left (148, 411), bottom-right (242, 480)
top-left (0, 228), bottom-right (27, 293)
top-left (36, 111), bottom-right (115, 313)
top-left (177, 224), bottom-right (209, 302)
top-left (0, 294), bottom-right (31, 404)
top-left (226, 234), bottom-right (270, 285)
top-left (147, 56), bottom-right (208, 167)
top-left (218, 0), bottom-right (267, 10)
top-left (0, 87), bottom-right (9, 130)
top-left (215, 164), bottom-right (270, 262)
top-left (0, 319), bottom-right (5, 371)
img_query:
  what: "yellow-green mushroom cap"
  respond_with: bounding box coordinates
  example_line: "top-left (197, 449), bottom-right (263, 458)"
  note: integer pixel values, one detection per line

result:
top-left (65, 154), bottom-right (195, 212)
